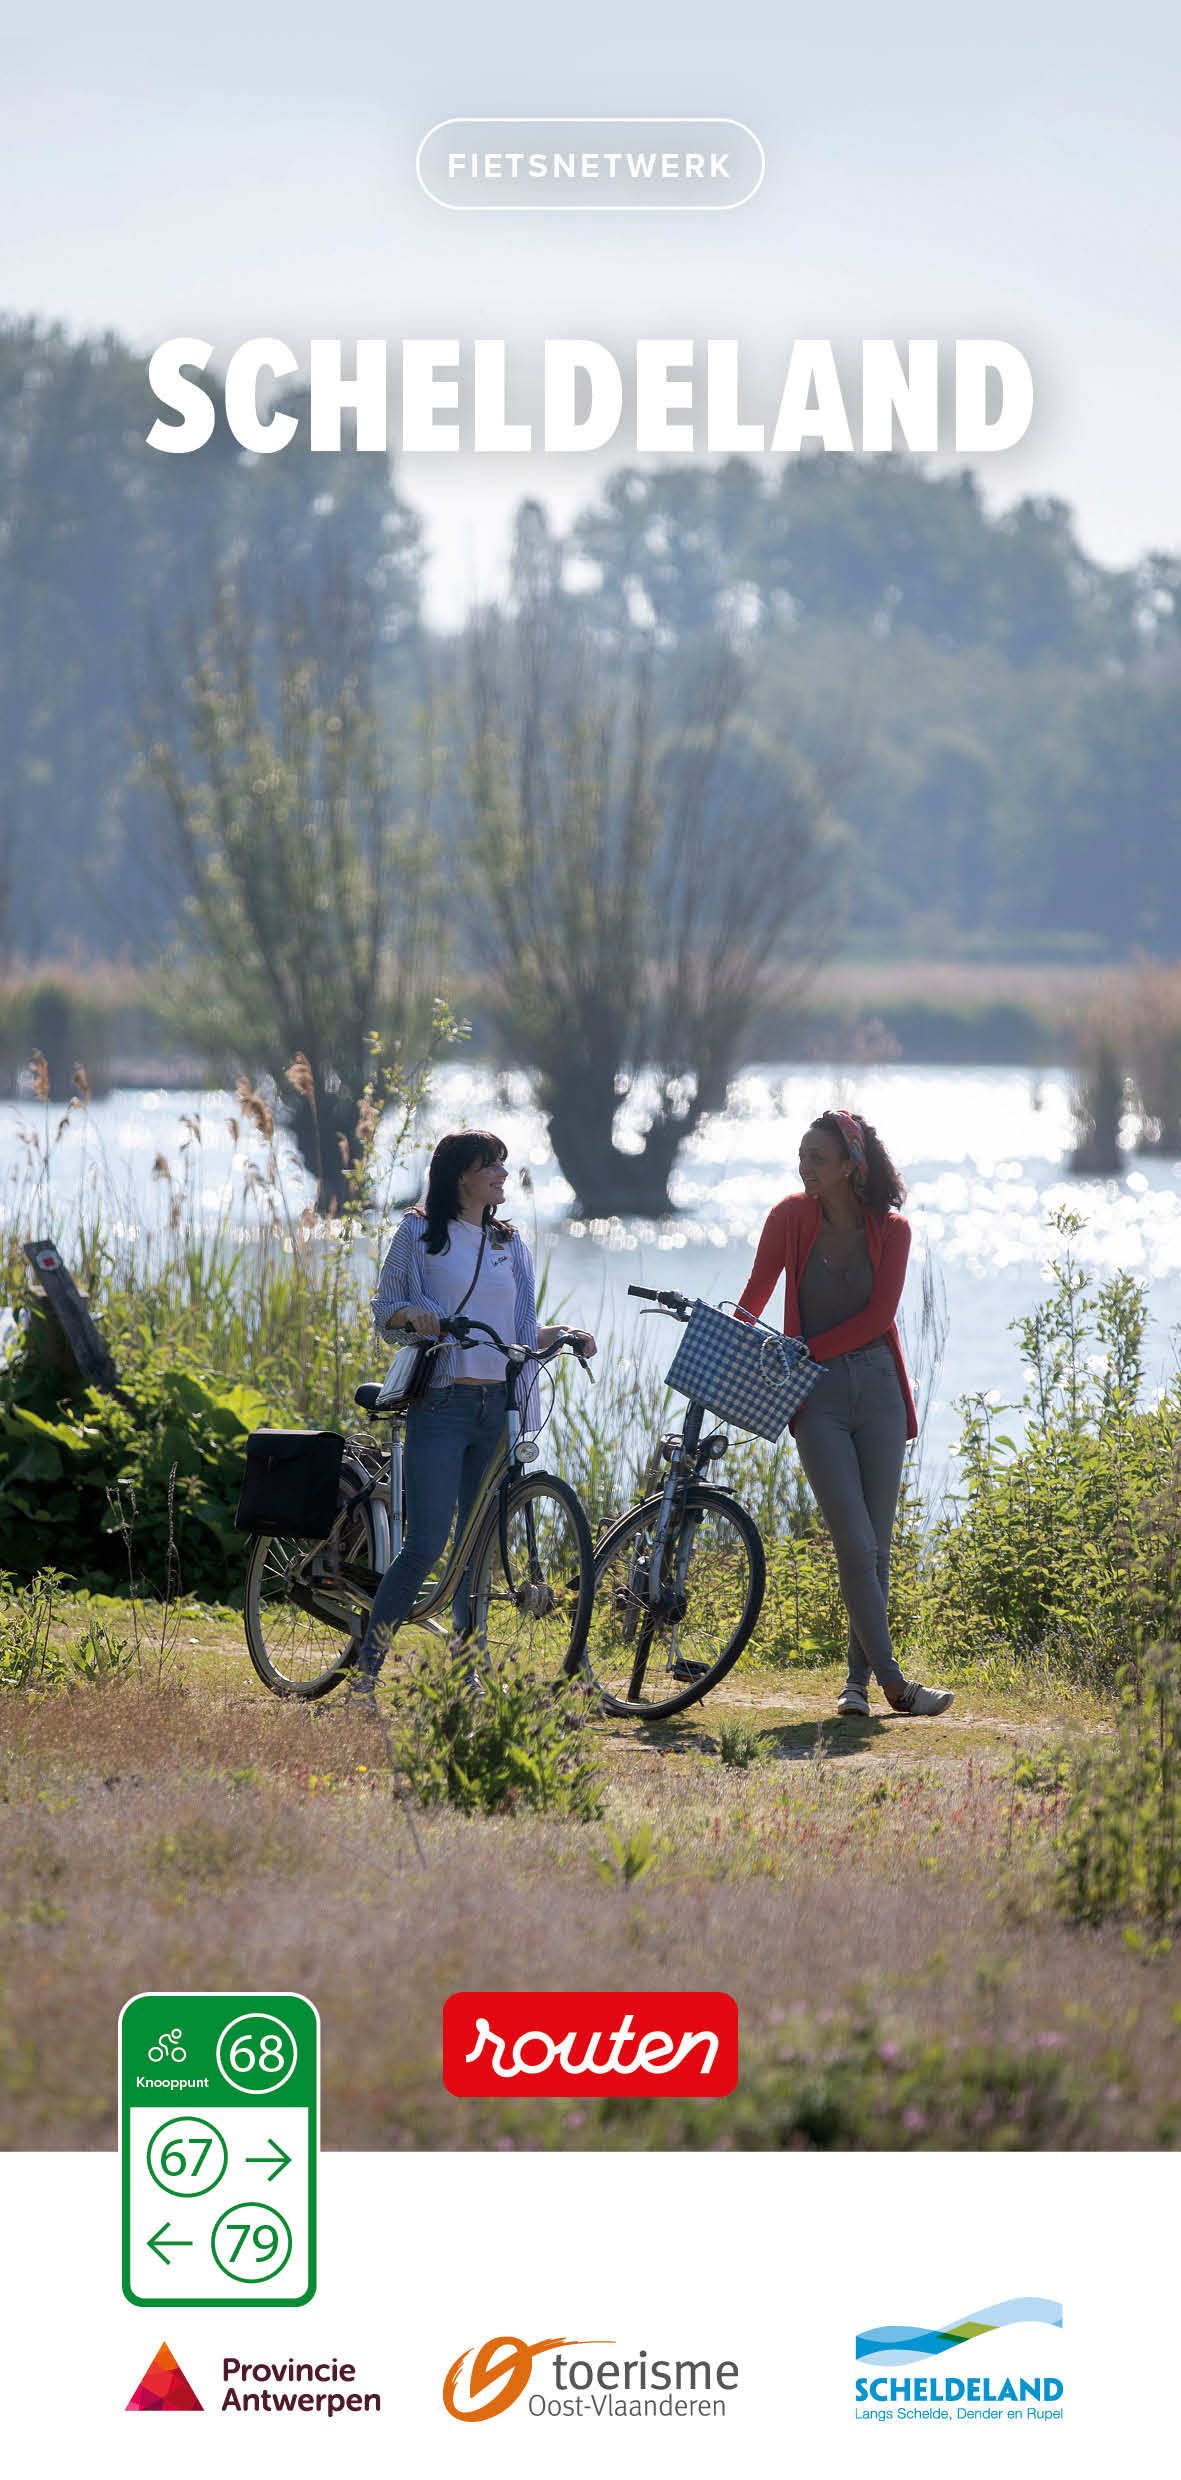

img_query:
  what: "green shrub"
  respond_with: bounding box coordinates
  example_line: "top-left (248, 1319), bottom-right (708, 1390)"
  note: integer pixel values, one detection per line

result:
top-left (923, 1213), bottom-right (1176, 1686)
top-left (580, 2011), bottom-right (1103, 2149)
top-left (60, 1617), bottom-right (138, 1686)
top-left (0, 1574), bottom-right (60, 1688)
top-left (1057, 1646), bottom-right (1181, 1927)
top-left (595, 1822), bottom-right (665, 1884)
top-left (717, 1717), bottom-right (765, 1769)
top-left (389, 1647), bottom-right (604, 1820)
top-left (0, 1351), bottom-right (268, 1596)
top-left (0, 1572), bottom-right (135, 1691)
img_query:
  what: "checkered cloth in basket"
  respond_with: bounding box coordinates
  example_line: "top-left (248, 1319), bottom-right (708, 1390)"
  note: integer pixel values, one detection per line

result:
top-left (664, 1301), bottom-right (824, 1440)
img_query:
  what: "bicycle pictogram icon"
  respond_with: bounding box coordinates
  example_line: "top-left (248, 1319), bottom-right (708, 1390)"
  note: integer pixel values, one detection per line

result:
top-left (148, 2028), bottom-right (187, 2062)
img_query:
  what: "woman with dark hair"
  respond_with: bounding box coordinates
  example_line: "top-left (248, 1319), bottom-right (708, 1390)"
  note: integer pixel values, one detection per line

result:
top-left (347, 1130), bottom-right (595, 1707)
top-left (737, 1108), bottom-right (952, 1720)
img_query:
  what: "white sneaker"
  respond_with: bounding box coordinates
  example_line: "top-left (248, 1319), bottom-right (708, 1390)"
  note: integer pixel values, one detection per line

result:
top-left (836, 1684), bottom-right (871, 1717)
top-left (889, 1682), bottom-right (954, 1718)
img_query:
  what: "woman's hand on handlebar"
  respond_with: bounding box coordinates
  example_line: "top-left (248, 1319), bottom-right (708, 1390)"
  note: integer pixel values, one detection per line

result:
top-left (392, 1307), bottom-right (440, 1338)
top-left (539, 1323), bottom-right (596, 1359)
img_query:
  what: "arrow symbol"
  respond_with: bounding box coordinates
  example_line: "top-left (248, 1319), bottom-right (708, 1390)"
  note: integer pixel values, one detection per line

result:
top-left (245, 2136), bottom-right (291, 2181)
top-left (147, 2221), bottom-right (193, 2264)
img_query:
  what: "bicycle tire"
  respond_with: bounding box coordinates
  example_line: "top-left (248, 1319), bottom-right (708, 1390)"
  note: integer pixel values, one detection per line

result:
top-left (577, 1484), bottom-right (765, 1719)
top-left (466, 1471), bottom-right (595, 1678)
top-left (242, 1456), bottom-right (378, 1698)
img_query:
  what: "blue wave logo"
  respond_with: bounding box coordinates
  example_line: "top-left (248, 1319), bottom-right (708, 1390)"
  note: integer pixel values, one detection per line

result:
top-left (857, 2299), bottom-right (1062, 2368)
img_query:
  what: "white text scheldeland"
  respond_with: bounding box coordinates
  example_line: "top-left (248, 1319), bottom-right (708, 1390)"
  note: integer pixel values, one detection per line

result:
top-left (145, 338), bottom-right (1034, 457)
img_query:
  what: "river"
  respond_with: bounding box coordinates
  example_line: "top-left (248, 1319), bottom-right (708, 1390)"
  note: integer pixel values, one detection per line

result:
top-left (6, 1062), bottom-right (1180, 1495)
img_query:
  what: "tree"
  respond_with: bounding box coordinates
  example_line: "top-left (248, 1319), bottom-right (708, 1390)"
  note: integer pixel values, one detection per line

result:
top-left (139, 569), bottom-right (442, 1210)
top-left (0, 317), bottom-right (423, 957)
top-left (572, 455), bottom-right (1144, 664)
top-left (456, 512), bottom-right (847, 1216)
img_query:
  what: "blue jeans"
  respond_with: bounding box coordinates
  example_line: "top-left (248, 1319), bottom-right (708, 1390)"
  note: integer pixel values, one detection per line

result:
top-left (357, 1382), bottom-right (508, 1676)
top-left (791, 1341), bottom-right (907, 1694)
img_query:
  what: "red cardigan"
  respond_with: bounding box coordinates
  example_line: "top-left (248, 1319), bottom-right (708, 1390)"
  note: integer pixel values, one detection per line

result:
top-left (736, 1193), bottom-right (917, 1439)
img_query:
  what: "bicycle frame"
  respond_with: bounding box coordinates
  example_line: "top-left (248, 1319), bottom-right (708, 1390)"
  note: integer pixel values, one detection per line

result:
top-left (371, 1419), bottom-right (512, 1624)
top-left (646, 1399), bottom-right (709, 1606)
top-left (307, 1337), bottom-right (539, 1635)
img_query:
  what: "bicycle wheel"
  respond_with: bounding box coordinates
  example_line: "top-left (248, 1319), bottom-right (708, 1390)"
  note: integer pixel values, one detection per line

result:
top-left (466, 1472), bottom-right (594, 1676)
top-left (242, 1457), bottom-right (378, 1698)
top-left (579, 1485), bottom-right (765, 1719)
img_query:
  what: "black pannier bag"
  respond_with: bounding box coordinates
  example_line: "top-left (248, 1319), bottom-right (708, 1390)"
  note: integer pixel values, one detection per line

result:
top-left (234, 1430), bottom-right (346, 1538)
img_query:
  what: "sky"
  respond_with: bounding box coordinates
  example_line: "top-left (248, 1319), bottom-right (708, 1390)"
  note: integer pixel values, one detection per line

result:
top-left (4, 0), bottom-right (1179, 622)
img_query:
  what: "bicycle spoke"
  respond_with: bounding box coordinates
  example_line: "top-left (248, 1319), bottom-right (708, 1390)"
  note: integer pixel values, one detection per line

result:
top-left (468, 1477), bottom-right (593, 1676)
top-left (581, 1488), bottom-right (764, 1718)
top-left (243, 1468), bottom-right (376, 1698)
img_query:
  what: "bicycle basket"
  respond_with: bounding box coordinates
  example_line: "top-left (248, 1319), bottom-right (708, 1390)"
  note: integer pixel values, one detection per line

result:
top-left (234, 1430), bottom-right (345, 1537)
top-left (664, 1303), bottom-right (823, 1440)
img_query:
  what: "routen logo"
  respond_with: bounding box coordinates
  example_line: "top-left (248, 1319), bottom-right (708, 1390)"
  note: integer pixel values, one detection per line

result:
top-left (443, 1990), bottom-right (737, 2096)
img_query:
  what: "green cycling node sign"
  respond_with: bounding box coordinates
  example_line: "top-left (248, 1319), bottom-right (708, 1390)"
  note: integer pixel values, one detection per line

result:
top-left (120, 1992), bottom-right (318, 2306)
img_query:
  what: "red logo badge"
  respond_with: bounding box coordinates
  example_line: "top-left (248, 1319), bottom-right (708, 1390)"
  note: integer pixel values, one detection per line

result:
top-left (126, 2341), bottom-right (203, 2411)
top-left (443, 1991), bottom-right (737, 2097)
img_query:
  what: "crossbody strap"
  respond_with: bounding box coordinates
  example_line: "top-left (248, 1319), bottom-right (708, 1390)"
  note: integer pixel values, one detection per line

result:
top-left (420, 1211), bottom-right (492, 1349)
top-left (453, 1212), bottom-right (490, 1317)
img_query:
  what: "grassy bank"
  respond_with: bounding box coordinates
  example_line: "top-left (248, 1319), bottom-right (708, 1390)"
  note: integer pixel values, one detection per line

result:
top-left (4, 1104), bottom-right (1181, 2150)
top-left (5, 1181), bottom-right (1178, 1710)
top-left (5, 1211), bottom-right (1180, 2151)
top-left (2, 1606), bottom-right (1178, 2152)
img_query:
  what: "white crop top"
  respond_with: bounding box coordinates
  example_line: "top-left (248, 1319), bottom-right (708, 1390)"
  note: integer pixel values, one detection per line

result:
top-left (426, 1219), bottom-right (519, 1384)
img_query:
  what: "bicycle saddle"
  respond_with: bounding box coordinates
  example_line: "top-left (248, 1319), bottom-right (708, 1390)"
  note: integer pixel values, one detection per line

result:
top-left (353, 1383), bottom-right (383, 1412)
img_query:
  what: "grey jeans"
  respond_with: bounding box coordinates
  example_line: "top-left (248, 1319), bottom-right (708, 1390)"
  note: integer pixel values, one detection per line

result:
top-left (792, 1340), bottom-right (907, 1694)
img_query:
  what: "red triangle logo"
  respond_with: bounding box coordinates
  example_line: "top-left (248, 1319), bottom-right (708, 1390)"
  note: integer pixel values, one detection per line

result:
top-left (127, 2341), bottom-right (203, 2411)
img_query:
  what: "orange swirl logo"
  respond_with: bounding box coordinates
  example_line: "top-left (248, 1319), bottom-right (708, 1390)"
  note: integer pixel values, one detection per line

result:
top-left (443, 2335), bottom-right (608, 2423)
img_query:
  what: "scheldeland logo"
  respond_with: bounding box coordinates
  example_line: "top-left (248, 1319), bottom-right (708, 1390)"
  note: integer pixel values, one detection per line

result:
top-left (856, 2297), bottom-right (1063, 2425)
top-left (444, 2335), bottom-right (739, 2424)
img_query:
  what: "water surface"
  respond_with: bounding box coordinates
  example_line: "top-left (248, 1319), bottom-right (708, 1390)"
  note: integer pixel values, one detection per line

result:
top-left (7, 1063), bottom-right (1179, 1494)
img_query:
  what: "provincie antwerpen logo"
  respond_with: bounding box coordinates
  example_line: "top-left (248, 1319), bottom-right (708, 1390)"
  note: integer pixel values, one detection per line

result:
top-left (442, 1991), bottom-right (737, 2097)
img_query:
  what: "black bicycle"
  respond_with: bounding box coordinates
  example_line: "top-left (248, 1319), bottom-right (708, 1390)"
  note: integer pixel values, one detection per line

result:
top-left (571, 1284), bottom-right (767, 1719)
top-left (242, 1314), bottom-right (595, 1698)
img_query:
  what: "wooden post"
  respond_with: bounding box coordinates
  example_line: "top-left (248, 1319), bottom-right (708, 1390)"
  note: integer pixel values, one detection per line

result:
top-left (22, 1239), bottom-right (121, 1393)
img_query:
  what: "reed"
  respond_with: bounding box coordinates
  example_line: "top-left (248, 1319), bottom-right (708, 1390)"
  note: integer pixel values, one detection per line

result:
top-left (1124, 956), bottom-right (1181, 1154)
top-left (5, 1070), bottom-right (1181, 1703)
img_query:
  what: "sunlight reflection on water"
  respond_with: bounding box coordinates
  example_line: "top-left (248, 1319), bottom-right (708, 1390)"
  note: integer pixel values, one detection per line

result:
top-left (6, 1063), bottom-right (1180, 1497)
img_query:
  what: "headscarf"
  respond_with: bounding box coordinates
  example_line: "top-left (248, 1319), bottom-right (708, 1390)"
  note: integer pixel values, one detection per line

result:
top-left (830, 1107), bottom-right (868, 1175)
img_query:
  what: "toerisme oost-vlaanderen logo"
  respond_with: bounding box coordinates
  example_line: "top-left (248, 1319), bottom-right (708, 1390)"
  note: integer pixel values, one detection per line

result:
top-left (443, 2335), bottom-right (739, 2424)
top-left (855, 2298), bottom-right (1063, 2425)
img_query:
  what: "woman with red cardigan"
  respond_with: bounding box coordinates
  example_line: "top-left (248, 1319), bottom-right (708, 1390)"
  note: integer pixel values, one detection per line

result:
top-left (738, 1109), bottom-right (953, 1720)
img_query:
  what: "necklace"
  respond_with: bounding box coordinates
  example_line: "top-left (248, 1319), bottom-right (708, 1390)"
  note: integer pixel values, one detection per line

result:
top-left (818, 1220), bottom-right (866, 1274)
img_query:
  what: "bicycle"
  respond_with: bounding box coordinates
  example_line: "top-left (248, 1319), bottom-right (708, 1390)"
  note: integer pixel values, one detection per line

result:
top-left (572, 1283), bottom-right (767, 1719)
top-left (242, 1315), bottom-right (595, 1699)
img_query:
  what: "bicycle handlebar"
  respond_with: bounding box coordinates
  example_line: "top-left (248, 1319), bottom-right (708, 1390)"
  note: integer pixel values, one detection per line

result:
top-left (627, 1282), bottom-right (692, 1318)
top-left (439, 1312), bottom-right (593, 1373)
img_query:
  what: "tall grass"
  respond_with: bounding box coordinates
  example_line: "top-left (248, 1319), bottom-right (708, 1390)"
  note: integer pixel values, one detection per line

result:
top-left (2, 1051), bottom-right (429, 1429)
top-left (4, 1668), bottom-right (1181, 2148)
top-left (4, 1077), bottom-right (1181, 1697)
top-left (1066, 956), bottom-right (1181, 1163)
